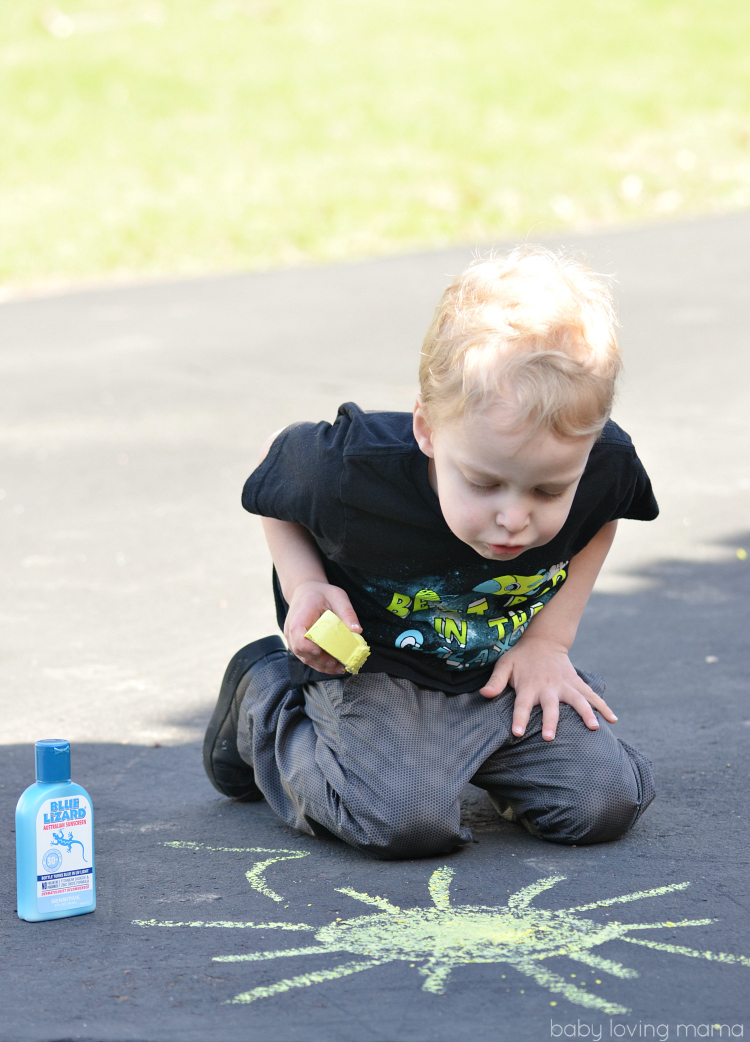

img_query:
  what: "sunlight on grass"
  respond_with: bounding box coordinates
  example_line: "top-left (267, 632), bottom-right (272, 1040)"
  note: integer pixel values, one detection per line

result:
top-left (2, 0), bottom-right (750, 285)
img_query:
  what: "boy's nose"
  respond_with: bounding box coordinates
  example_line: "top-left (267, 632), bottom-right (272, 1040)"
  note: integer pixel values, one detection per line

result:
top-left (496, 501), bottom-right (529, 534)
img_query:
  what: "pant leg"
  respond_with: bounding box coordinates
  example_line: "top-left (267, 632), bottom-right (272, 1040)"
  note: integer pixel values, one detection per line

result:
top-left (471, 699), bottom-right (656, 845)
top-left (237, 654), bottom-right (516, 860)
top-left (237, 652), bottom-right (655, 855)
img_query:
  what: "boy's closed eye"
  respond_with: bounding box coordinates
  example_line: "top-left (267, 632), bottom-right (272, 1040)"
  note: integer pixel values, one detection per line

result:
top-left (465, 479), bottom-right (570, 498)
top-left (467, 480), bottom-right (502, 492)
top-left (534, 486), bottom-right (569, 499)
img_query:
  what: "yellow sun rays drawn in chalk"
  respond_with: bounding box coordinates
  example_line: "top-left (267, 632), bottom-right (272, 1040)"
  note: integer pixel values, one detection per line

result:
top-left (159, 842), bottom-right (308, 902)
top-left (133, 847), bottom-right (750, 1014)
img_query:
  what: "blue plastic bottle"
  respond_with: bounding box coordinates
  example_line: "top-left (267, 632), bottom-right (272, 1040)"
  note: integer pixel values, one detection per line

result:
top-left (16, 740), bottom-right (96, 922)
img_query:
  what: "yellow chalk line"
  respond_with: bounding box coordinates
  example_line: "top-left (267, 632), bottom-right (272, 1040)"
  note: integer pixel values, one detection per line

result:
top-left (534, 915), bottom-right (713, 975)
top-left (428, 866), bottom-right (454, 910)
top-left (508, 875), bottom-right (567, 912)
top-left (571, 881), bottom-right (690, 912)
top-left (564, 951), bottom-right (639, 979)
top-left (419, 961), bottom-right (453, 994)
top-left (163, 841), bottom-right (309, 903)
top-left (165, 842), bottom-right (302, 854)
top-left (335, 887), bottom-right (401, 913)
top-left (624, 918), bottom-right (715, 931)
top-left (526, 919), bottom-right (637, 976)
top-left (622, 937), bottom-right (750, 967)
top-left (228, 958), bottom-right (392, 1004)
top-left (215, 944), bottom-right (341, 963)
top-left (245, 856), bottom-right (308, 903)
top-left (132, 919), bottom-right (314, 930)
top-left (515, 957), bottom-right (629, 1015)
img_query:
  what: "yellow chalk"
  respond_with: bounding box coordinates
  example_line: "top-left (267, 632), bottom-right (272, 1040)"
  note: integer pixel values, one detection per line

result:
top-left (305, 610), bottom-right (370, 673)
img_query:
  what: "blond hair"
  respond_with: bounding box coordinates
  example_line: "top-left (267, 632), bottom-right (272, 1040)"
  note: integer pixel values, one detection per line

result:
top-left (419, 247), bottom-right (621, 438)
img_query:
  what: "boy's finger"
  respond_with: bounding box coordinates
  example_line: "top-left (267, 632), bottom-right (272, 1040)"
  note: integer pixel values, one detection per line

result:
top-left (296, 635), bottom-right (323, 658)
top-left (327, 591), bottom-right (362, 632)
top-left (576, 680), bottom-right (618, 723)
top-left (289, 634), bottom-right (342, 673)
top-left (319, 659), bottom-right (346, 674)
top-left (511, 696), bottom-right (533, 737)
top-left (563, 689), bottom-right (600, 731)
top-left (593, 700), bottom-right (617, 724)
top-left (540, 697), bottom-right (559, 742)
top-left (296, 646), bottom-right (344, 673)
top-left (479, 660), bottom-right (511, 699)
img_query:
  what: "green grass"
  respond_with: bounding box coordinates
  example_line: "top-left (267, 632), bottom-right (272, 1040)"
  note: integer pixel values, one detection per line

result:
top-left (2, 0), bottom-right (750, 286)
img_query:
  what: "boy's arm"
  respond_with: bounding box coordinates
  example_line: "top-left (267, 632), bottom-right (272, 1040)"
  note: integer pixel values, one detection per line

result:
top-left (479, 520), bottom-right (619, 741)
top-left (262, 517), bottom-right (362, 673)
top-left (256, 431), bottom-right (362, 674)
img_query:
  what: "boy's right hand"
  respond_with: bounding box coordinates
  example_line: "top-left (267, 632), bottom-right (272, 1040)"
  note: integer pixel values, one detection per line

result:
top-left (284, 580), bottom-right (362, 674)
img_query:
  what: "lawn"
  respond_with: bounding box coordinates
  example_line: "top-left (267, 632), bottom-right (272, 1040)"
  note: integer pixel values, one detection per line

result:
top-left (2, 0), bottom-right (750, 286)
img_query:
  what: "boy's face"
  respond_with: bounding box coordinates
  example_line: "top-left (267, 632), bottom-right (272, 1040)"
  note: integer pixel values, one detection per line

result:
top-left (413, 400), bottom-right (595, 561)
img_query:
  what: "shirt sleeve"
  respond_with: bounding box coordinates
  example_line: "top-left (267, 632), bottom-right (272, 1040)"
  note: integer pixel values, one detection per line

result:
top-left (616, 452), bottom-right (659, 521)
top-left (565, 428), bottom-right (658, 555)
top-left (241, 417), bottom-right (348, 558)
top-left (587, 421), bottom-right (659, 525)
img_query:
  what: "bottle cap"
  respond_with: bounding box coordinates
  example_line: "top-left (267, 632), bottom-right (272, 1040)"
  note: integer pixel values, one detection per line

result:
top-left (35, 739), bottom-right (71, 783)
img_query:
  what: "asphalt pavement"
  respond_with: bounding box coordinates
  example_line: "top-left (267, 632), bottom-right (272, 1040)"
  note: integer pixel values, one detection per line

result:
top-left (1, 212), bottom-right (748, 1042)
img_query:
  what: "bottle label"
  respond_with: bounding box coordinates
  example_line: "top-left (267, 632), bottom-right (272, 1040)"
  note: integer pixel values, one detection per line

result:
top-left (36, 796), bottom-right (93, 912)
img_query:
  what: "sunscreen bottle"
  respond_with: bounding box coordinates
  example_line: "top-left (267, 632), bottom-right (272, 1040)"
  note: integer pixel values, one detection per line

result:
top-left (16, 739), bottom-right (96, 922)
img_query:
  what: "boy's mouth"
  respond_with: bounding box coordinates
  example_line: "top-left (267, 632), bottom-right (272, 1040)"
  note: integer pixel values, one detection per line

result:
top-left (487, 542), bottom-right (526, 556)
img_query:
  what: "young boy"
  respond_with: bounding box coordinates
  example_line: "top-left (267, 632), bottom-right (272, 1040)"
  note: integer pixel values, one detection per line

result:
top-left (203, 247), bottom-right (657, 859)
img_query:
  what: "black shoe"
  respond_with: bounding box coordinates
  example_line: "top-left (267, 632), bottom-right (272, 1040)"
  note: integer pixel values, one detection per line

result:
top-left (203, 635), bottom-right (286, 800)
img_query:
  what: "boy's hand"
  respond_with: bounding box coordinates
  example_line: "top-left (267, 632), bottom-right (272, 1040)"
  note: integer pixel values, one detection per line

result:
top-left (285, 580), bottom-right (362, 674)
top-left (479, 636), bottom-right (617, 741)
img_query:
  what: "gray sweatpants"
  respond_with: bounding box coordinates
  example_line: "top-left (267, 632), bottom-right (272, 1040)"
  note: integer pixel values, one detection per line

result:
top-left (237, 653), bottom-right (655, 860)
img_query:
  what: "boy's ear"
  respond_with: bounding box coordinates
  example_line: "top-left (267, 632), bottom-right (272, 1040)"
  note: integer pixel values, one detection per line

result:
top-left (413, 397), bottom-right (436, 458)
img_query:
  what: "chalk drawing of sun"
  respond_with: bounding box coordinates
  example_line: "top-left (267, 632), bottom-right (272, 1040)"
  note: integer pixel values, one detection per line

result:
top-left (134, 843), bottom-right (750, 1014)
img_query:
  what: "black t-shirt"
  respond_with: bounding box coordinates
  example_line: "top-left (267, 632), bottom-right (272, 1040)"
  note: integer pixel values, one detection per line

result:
top-left (242, 403), bottom-right (658, 693)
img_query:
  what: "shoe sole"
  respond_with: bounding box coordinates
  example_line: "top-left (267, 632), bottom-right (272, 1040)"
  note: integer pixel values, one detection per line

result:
top-left (203, 634), bottom-right (286, 797)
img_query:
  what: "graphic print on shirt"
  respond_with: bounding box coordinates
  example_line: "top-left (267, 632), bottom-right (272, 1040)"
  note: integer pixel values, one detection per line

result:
top-left (362, 562), bottom-right (569, 671)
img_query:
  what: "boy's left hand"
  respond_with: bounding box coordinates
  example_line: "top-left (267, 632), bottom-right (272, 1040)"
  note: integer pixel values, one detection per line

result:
top-left (479, 636), bottom-right (617, 741)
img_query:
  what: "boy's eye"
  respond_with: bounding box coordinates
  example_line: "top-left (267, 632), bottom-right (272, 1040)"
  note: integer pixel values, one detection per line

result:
top-left (535, 487), bottom-right (566, 499)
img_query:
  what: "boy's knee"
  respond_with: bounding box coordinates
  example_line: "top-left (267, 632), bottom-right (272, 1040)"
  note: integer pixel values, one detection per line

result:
top-left (360, 803), bottom-right (469, 860)
top-left (536, 789), bottom-right (637, 845)
top-left (522, 743), bottom-right (656, 846)
top-left (521, 791), bottom-right (633, 845)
